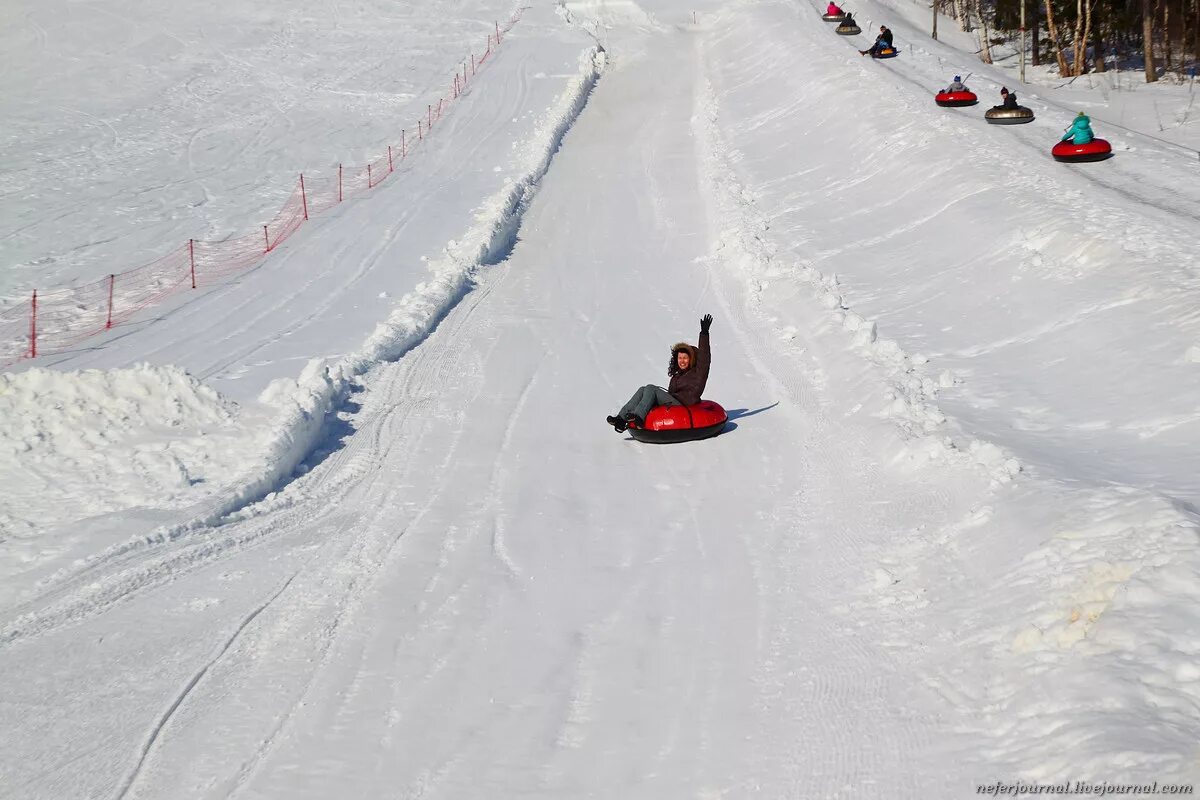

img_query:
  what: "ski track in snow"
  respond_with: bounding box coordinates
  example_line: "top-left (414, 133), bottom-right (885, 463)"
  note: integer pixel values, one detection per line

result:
top-left (113, 569), bottom-right (301, 800)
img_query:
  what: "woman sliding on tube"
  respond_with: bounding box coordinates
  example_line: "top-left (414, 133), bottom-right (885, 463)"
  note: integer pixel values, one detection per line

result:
top-left (607, 314), bottom-right (713, 433)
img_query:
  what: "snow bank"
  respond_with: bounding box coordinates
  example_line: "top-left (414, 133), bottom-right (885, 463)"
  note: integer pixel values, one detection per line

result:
top-left (187, 45), bottom-right (606, 524)
top-left (0, 365), bottom-right (239, 532)
top-left (354, 46), bottom-right (606, 366)
top-left (0, 365), bottom-right (258, 597)
top-left (556, 0), bottom-right (665, 38)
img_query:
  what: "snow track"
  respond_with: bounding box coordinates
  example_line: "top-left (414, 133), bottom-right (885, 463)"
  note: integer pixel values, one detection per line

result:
top-left (112, 569), bottom-right (300, 800)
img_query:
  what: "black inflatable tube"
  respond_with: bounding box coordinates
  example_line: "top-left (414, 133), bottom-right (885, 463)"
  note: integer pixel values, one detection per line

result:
top-left (1053, 151), bottom-right (1114, 163)
top-left (628, 421), bottom-right (727, 444)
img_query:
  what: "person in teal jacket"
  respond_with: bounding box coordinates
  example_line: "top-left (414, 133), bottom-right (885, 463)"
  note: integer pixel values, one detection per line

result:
top-left (1062, 112), bottom-right (1095, 144)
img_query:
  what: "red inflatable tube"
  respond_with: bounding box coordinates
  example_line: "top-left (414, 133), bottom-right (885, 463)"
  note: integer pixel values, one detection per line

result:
top-left (628, 400), bottom-right (728, 444)
top-left (1052, 138), bottom-right (1113, 163)
top-left (935, 90), bottom-right (978, 107)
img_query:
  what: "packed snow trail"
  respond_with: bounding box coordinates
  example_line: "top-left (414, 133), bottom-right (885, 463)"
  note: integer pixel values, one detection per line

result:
top-left (0, 16), bottom-right (997, 799)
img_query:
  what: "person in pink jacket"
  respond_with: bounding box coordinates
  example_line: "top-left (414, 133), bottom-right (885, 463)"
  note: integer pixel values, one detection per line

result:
top-left (826, 2), bottom-right (844, 14)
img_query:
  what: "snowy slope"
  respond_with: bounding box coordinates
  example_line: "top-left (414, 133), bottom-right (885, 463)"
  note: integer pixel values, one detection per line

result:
top-left (706, 0), bottom-right (1200, 498)
top-left (2, 0), bottom-right (1200, 796)
top-left (0, 13), bottom-right (998, 796)
top-left (1, 5), bottom-right (593, 389)
top-left (0, 0), bottom-right (517, 299)
top-left (0, 6), bottom-right (603, 581)
top-left (698, 0), bottom-right (1200, 783)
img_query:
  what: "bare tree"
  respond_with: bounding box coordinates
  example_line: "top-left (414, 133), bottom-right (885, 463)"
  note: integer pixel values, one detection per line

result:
top-left (1144, 0), bottom-right (1159, 81)
top-left (939, 0), bottom-right (1198, 85)
top-left (1191, 0), bottom-right (1200, 77)
top-left (1180, 0), bottom-right (1191, 77)
top-left (1021, 0), bottom-right (1028, 80)
top-left (1031, 0), bottom-right (1041, 66)
top-left (1071, 0), bottom-right (1094, 74)
top-left (1163, 0), bottom-right (1174, 74)
top-left (976, 0), bottom-right (996, 61)
top-left (1045, 0), bottom-right (1072, 75)
top-left (953, 0), bottom-right (972, 30)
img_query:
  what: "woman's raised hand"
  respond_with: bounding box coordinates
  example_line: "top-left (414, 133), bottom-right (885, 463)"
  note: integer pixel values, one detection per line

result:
top-left (700, 314), bottom-right (713, 333)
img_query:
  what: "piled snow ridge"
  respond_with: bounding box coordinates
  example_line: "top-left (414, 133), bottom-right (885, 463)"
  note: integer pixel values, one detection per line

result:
top-left (251, 42), bottom-right (601, 462)
top-left (556, 0), bottom-right (665, 38)
top-left (169, 45), bottom-right (606, 527)
top-left (0, 365), bottom-right (238, 529)
top-left (0, 365), bottom-right (257, 592)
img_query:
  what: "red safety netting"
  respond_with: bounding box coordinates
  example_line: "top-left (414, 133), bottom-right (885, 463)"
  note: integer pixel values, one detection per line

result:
top-left (1, 10), bottom-right (522, 368)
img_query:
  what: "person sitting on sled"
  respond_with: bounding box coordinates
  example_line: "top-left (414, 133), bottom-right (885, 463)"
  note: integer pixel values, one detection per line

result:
top-left (1061, 111), bottom-right (1095, 144)
top-left (841, 11), bottom-right (857, 27)
top-left (944, 75), bottom-right (968, 93)
top-left (860, 25), bottom-right (893, 55)
top-left (995, 86), bottom-right (1020, 110)
top-left (826, 2), bottom-right (844, 14)
top-left (607, 314), bottom-right (713, 432)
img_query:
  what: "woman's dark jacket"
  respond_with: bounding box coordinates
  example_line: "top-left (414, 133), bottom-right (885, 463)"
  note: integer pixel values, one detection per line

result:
top-left (667, 332), bottom-right (711, 406)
